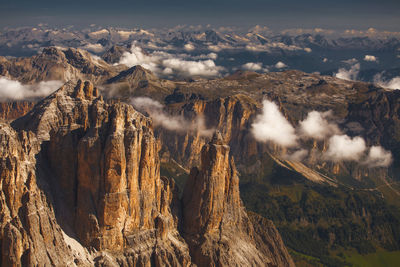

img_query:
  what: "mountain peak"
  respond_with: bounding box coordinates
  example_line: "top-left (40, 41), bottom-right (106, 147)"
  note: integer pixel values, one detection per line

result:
top-left (210, 130), bottom-right (224, 145)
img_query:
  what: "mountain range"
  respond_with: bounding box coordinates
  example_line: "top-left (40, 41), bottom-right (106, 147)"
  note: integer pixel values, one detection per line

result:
top-left (0, 40), bottom-right (400, 266)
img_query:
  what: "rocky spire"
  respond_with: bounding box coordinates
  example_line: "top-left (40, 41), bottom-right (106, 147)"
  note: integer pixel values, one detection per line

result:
top-left (182, 132), bottom-right (295, 266)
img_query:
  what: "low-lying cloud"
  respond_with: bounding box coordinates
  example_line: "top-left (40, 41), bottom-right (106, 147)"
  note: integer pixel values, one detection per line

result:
top-left (284, 149), bottom-right (309, 161)
top-left (364, 55), bottom-right (378, 62)
top-left (374, 73), bottom-right (400, 90)
top-left (251, 100), bottom-right (393, 167)
top-left (299, 111), bottom-right (340, 140)
top-left (118, 43), bottom-right (225, 78)
top-left (275, 61), bottom-right (287, 69)
top-left (81, 43), bottom-right (105, 53)
top-left (335, 63), bottom-right (360, 81)
top-left (0, 77), bottom-right (62, 100)
top-left (251, 100), bottom-right (297, 147)
top-left (242, 62), bottom-right (263, 71)
top-left (131, 97), bottom-right (214, 136)
top-left (324, 135), bottom-right (366, 161)
top-left (364, 146), bottom-right (393, 167)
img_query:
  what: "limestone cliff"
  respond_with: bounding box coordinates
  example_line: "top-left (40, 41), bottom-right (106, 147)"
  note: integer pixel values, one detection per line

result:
top-left (182, 131), bottom-right (295, 267)
top-left (1, 80), bottom-right (294, 266)
top-left (0, 101), bottom-right (35, 121)
top-left (158, 85), bottom-right (398, 186)
top-left (3, 80), bottom-right (191, 266)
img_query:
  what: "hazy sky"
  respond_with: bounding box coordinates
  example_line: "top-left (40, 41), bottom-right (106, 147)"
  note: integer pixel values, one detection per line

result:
top-left (1, 0), bottom-right (399, 30)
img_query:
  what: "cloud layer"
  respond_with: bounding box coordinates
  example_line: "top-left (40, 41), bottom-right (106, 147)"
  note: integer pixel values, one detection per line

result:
top-left (0, 77), bottom-right (62, 100)
top-left (118, 43), bottom-right (224, 78)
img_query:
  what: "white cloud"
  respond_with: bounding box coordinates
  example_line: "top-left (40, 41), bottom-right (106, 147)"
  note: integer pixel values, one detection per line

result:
top-left (323, 58), bottom-right (328, 63)
top-left (242, 62), bottom-right (263, 71)
top-left (250, 103), bottom-right (393, 167)
top-left (364, 146), bottom-right (392, 167)
top-left (364, 55), bottom-right (378, 62)
top-left (184, 43), bottom-right (195, 51)
top-left (118, 43), bottom-right (225, 78)
top-left (284, 149), bottom-right (309, 161)
top-left (324, 135), bottom-right (366, 161)
top-left (299, 111), bottom-right (340, 140)
top-left (275, 61), bottom-right (287, 69)
top-left (335, 63), bottom-right (360, 81)
top-left (0, 77), bottom-right (62, 100)
top-left (251, 100), bottom-right (297, 147)
top-left (304, 47), bottom-right (312, 53)
top-left (374, 73), bottom-right (400, 90)
top-left (81, 43), bottom-right (104, 53)
top-left (130, 97), bottom-right (214, 136)
top-left (162, 58), bottom-right (222, 77)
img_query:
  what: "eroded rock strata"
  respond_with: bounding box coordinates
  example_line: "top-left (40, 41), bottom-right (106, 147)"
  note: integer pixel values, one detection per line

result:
top-left (182, 131), bottom-right (295, 267)
top-left (0, 80), bottom-right (293, 266)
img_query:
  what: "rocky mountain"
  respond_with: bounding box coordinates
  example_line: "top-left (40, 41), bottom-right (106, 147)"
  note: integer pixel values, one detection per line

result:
top-left (1, 48), bottom-right (400, 265)
top-left (0, 47), bottom-right (121, 84)
top-left (182, 131), bottom-right (294, 266)
top-left (0, 80), bottom-right (294, 266)
top-left (1, 25), bottom-right (399, 82)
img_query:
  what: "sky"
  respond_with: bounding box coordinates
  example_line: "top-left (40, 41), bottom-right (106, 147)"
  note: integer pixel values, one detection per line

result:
top-left (0, 0), bottom-right (399, 30)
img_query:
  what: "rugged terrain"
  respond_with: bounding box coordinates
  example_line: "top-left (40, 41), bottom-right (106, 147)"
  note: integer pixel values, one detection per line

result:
top-left (0, 80), bottom-right (294, 266)
top-left (1, 48), bottom-right (400, 266)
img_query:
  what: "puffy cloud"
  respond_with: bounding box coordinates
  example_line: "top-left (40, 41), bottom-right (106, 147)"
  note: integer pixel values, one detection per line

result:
top-left (380, 77), bottom-right (400, 90)
top-left (162, 58), bottom-right (222, 77)
top-left (251, 100), bottom-right (297, 147)
top-left (118, 43), bottom-right (225, 78)
top-left (374, 73), bottom-right (400, 90)
top-left (184, 43), bottom-right (195, 51)
top-left (250, 101), bottom-right (393, 167)
top-left (324, 135), bottom-right (366, 161)
top-left (364, 55), bottom-right (378, 62)
top-left (275, 61), bottom-right (287, 69)
top-left (364, 146), bottom-right (392, 167)
top-left (335, 63), bottom-right (360, 81)
top-left (130, 97), bottom-right (214, 136)
top-left (299, 111), bottom-right (340, 140)
top-left (130, 96), bottom-right (163, 110)
top-left (323, 58), bottom-right (328, 63)
top-left (81, 43), bottom-right (104, 53)
top-left (304, 47), bottom-right (312, 53)
top-left (242, 62), bottom-right (263, 71)
top-left (0, 77), bottom-right (62, 100)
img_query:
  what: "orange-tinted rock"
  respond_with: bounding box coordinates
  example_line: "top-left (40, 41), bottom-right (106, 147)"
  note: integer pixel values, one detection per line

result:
top-left (182, 131), bottom-right (295, 266)
top-left (0, 101), bottom-right (35, 121)
top-left (4, 80), bottom-right (191, 266)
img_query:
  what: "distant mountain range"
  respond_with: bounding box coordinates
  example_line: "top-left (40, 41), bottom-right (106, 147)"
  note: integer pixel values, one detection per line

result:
top-left (1, 25), bottom-right (399, 84)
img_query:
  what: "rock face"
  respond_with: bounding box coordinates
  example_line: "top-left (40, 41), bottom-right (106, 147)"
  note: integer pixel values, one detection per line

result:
top-left (182, 131), bottom-right (295, 267)
top-left (0, 47), bottom-right (121, 84)
top-left (0, 124), bottom-right (91, 266)
top-left (0, 101), bottom-right (35, 121)
top-left (3, 80), bottom-right (191, 266)
top-left (1, 80), bottom-right (294, 266)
